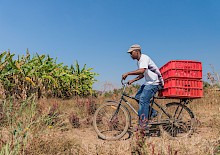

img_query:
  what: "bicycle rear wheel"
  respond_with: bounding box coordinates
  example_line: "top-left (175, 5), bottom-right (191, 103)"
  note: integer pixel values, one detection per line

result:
top-left (93, 102), bottom-right (130, 140)
top-left (159, 102), bottom-right (195, 138)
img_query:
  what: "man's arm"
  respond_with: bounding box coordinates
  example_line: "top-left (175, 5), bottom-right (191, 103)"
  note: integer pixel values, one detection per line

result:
top-left (128, 74), bottom-right (144, 84)
top-left (122, 68), bottom-right (146, 80)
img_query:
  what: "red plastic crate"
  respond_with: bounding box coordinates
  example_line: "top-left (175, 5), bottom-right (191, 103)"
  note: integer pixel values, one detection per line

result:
top-left (159, 78), bottom-right (203, 98)
top-left (159, 87), bottom-right (203, 98)
top-left (160, 60), bottom-right (202, 74)
top-left (161, 69), bottom-right (202, 80)
top-left (163, 78), bottom-right (203, 89)
top-left (158, 60), bottom-right (203, 98)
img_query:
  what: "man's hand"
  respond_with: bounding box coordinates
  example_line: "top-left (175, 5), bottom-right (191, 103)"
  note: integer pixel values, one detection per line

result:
top-left (127, 80), bottom-right (134, 85)
top-left (122, 73), bottom-right (128, 80)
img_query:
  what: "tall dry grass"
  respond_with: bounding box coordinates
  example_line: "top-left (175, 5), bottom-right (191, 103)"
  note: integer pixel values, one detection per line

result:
top-left (0, 87), bottom-right (219, 155)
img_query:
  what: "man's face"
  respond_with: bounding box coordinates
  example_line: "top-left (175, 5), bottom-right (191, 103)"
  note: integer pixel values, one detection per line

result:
top-left (129, 50), bottom-right (138, 60)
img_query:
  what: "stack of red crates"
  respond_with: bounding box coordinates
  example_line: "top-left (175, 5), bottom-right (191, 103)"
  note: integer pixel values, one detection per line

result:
top-left (159, 60), bottom-right (203, 98)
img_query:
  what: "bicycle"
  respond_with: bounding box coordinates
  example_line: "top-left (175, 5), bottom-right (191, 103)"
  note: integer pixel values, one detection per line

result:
top-left (93, 81), bottom-right (195, 140)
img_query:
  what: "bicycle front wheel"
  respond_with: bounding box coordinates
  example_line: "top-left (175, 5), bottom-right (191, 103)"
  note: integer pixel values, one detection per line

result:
top-left (93, 102), bottom-right (130, 140)
top-left (159, 102), bottom-right (195, 138)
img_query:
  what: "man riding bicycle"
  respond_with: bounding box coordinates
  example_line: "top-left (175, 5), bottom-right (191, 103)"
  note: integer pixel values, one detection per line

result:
top-left (122, 44), bottom-right (164, 127)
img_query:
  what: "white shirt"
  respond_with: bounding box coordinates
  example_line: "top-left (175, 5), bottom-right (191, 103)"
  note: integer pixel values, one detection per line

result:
top-left (138, 54), bottom-right (164, 85)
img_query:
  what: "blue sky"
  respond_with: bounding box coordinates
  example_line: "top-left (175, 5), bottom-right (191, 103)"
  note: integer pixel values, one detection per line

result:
top-left (0, 0), bottom-right (219, 90)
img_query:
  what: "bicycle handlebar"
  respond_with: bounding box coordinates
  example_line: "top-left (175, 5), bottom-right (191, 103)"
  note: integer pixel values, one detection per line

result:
top-left (120, 80), bottom-right (128, 93)
top-left (121, 79), bottom-right (128, 86)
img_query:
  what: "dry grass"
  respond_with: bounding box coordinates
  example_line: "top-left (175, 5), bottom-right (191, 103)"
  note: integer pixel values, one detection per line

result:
top-left (0, 89), bottom-right (220, 155)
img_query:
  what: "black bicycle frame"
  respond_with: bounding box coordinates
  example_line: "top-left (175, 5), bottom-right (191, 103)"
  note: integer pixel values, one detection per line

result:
top-left (122, 88), bottom-right (172, 117)
top-left (111, 83), bottom-right (192, 124)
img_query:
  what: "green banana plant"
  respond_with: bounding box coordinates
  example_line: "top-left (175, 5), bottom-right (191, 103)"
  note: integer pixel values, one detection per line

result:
top-left (0, 51), bottom-right (98, 99)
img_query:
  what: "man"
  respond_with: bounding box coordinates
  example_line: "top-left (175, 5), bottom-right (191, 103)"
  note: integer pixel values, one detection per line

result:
top-left (122, 44), bottom-right (164, 127)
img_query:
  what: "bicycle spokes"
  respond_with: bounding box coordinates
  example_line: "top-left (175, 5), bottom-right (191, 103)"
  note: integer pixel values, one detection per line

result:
top-left (159, 102), bottom-right (194, 138)
top-left (94, 103), bottom-right (129, 140)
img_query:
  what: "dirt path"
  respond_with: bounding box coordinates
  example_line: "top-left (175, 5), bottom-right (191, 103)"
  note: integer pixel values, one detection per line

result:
top-left (56, 123), bottom-right (219, 155)
top-left (62, 127), bottom-right (132, 154)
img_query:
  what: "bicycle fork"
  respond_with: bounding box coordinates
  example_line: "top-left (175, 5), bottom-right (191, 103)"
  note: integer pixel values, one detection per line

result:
top-left (109, 98), bottom-right (124, 122)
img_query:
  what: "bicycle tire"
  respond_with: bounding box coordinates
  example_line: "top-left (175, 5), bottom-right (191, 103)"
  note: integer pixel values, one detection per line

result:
top-left (93, 101), bottom-right (130, 140)
top-left (159, 102), bottom-right (195, 138)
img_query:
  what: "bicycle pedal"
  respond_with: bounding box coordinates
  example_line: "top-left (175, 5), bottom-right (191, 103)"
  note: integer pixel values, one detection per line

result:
top-left (147, 124), bottom-right (152, 128)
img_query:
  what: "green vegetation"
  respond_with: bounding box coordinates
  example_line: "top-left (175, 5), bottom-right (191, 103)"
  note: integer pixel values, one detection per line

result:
top-left (0, 50), bottom-right (98, 99)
